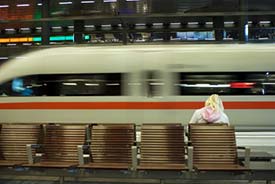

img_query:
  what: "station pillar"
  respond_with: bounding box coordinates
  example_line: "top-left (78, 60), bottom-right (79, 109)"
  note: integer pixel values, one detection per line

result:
top-left (239, 0), bottom-right (248, 43)
top-left (42, 0), bottom-right (50, 45)
top-left (213, 17), bottom-right (224, 41)
top-left (122, 23), bottom-right (128, 45)
top-left (74, 20), bottom-right (85, 44)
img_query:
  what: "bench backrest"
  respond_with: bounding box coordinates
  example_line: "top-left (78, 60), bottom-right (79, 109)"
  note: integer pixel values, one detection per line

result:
top-left (0, 124), bottom-right (41, 162)
top-left (189, 123), bottom-right (237, 165)
top-left (90, 124), bottom-right (135, 164)
top-left (41, 124), bottom-right (86, 163)
top-left (139, 124), bottom-right (185, 165)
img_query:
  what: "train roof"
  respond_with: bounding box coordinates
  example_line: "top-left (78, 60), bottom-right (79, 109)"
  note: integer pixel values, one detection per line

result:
top-left (0, 44), bottom-right (275, 83)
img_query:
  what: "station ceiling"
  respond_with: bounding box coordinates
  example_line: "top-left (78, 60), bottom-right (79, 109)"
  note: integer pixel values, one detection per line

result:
top-left (0, 0), bottom-right (275, 26)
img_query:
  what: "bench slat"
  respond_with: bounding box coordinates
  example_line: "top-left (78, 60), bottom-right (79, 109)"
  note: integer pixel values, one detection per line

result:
top-left (139, 124), bottom-right (187, 170)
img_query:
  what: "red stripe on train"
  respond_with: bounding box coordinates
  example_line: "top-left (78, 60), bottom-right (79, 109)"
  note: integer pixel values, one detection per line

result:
top-left (0, 102), bottom-right (275, 109)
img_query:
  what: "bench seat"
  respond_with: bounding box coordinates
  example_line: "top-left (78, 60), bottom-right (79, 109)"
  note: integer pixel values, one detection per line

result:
top-left (81, 124), bottom-right (135, 169)
top-left (189, 123), bottom-right (248, 171)
top-left (0, 124), bottom-right (41, 167)
top-left (138, 124), bottom-right (187, 170)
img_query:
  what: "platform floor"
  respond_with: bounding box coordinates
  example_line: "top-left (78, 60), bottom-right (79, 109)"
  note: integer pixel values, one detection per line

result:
top-left (0, 180), bottom-right (275, 184)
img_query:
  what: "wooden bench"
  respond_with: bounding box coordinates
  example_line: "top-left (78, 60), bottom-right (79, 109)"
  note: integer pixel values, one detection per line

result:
top-left (27, 124), bottom-right (87, 168)
top-left (0, 124), bottom-right (42, 166)
top-left (80, 124), bottom-right (135, 169)
top-left (189, 123), bottom-right (249, 171)
top-left (138, 124), bottom-right (187, 170)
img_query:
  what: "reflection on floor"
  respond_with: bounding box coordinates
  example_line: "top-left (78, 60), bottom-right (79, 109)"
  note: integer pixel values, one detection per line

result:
top-left (0, 180), bottom-right (275, 184)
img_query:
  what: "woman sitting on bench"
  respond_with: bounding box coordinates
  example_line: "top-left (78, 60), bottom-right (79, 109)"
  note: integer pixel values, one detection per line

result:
top-left (189, 94), bottom-right (229, 124)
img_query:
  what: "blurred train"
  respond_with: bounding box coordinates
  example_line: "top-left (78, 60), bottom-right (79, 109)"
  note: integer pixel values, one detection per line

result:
top-left (0, 44), bottom-right (275, 130)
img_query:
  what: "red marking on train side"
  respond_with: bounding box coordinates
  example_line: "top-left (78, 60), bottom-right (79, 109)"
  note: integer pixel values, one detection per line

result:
top-left (230, 82), bottom-right (255, 89)
top-left (0, 102), bottom-right (275, 109)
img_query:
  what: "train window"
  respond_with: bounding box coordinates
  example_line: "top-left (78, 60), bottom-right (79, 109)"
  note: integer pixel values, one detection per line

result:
top-left (176, 72), bottom-right (275, 95)
top-left (1, 73), bottom-right (123, 96)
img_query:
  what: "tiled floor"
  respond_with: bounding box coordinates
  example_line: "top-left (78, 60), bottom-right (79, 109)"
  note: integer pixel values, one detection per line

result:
top-left (0, 180), bottom-right (275, 184)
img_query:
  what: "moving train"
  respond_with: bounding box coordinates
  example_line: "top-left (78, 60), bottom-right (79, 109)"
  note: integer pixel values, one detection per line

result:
top-left (0, 44), bottom-right (275, 129)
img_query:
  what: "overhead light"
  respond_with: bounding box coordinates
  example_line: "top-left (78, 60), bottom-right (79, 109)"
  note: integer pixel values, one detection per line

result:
top-left (16, 4), bottom-right (30, 7)
top-left (102, 24), bottom-right (111, 28)
top-left (262, 83), bottom-right (275, 85)
top-left (20, 28), bottom-right (31, 31)
top-left (52, 26), bottom-right (62, 29)
top-left (170, 22), bottom-right (181, 25)
top-left (206, 22), bottom-right (213, 25)
top-left (37, 3), bottom-right (42, 6)
top-left (84, 25), bottom-right (94, 28)
top-left (81, 1), bottom-right (95, 3)
top-left (135, 23), bottom-right (146, 26)
top-left (22, 43), bottom-right (32, 46)
top-left (85, 83), bottom-right (99, 86)
top-left (224, 21), bottom-right (235, 24)
top-left (259, 21), bottom-right (271, 24)
top-left (0, 57), bottom-right (9, 60)
top-left (7, 43), bottom-right (17, 46)
top-left (5, 28), bottom-right (16, 31)
top-left (0, 5), bottom-right (9, 8)
top-left (106, 83), bottom-right (120, 86)
top-left (126, 0), bottom-right (139, 1)
top-left (59, 1), bottom-right (73, 5)
top-left (103, 0), bottom-right (117, 2)
top-left (62, 82), bottom-right (77, 86)
top-left (188, 22), bottom-right (199, 25)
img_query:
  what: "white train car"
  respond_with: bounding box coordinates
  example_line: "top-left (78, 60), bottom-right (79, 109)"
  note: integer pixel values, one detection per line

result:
top-left (0, 44), bottom-right (274, 129)
top-left (1, 44), bottom-right (275, 154)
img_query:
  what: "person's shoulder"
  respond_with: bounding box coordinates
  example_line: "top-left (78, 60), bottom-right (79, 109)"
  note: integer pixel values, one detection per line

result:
top-left (195, 107), bottom-right (204, 113)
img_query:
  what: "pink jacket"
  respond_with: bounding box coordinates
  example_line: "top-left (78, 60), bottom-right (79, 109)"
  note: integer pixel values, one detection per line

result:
top-left (189, 106), bottom-right (229, 124)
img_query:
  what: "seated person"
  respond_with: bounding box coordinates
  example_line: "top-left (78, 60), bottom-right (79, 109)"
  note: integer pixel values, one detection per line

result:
top-left (189, 94), bottom-right (229, 124)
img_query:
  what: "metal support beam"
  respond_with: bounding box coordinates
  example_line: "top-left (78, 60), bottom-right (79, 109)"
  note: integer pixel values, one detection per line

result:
top-left (213, 17), bottom-right (224, 41)
top-left (163, 32), bottom-right (171, 42)
top-left (74, 20), bottom-right (85, 44)
top-left (239, 0), bottom-right (248, 43)
top-left (122, 24), bottom-right (128, 45)
top-left (42, 0), bottom-right (50, 45)
top-left (238, 16), bottom-right (248, 42)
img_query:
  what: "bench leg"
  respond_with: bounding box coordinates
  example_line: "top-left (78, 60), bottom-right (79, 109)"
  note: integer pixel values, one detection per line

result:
top-left (131, 146), bottom-right (137, 171)
top-left (59, 176), bottom-right (64, 184)
top-left (26, 144), bottom-right (34, 164)
top-left (244, 147), bottom-right (251, 168)
top-left (77, 145), bottom-right (85, 165)
top-left (187, 146), bottom-right (193, 171)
